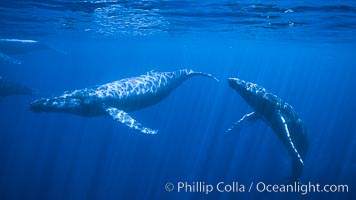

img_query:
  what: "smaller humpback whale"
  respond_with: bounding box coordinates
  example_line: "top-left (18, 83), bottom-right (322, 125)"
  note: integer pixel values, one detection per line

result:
top-left (226, 78), bottom-right (308, 181)
top-left (0, 39), bottom-right (65, 64)
top-left (29, 69), bottom-right (218, 134)
top-left (0, 77), bottom-right (33, 97)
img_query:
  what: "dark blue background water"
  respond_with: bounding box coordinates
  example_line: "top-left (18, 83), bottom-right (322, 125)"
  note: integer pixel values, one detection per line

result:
top-left (0, 1), bottom-right (355, 199)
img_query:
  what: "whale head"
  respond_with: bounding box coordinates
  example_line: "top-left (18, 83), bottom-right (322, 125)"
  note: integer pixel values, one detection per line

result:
top-left (29, 97), bottom-right (104, 116)
top-left (228, 77), bottom-right (265, 100)
top-left (228, 78), bottom-right (278, 114)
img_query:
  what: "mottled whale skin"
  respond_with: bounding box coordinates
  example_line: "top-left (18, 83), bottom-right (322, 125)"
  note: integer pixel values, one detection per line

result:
top-left (0, 77), bottom-right (33, 97)
top-left (30, 69), bottom-right (218, 134)
top-left (227, 78), bottom-right (308, 181)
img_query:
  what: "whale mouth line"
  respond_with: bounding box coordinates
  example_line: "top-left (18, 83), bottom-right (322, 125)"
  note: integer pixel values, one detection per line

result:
top-left (29, 97), bottom-right (80, 112)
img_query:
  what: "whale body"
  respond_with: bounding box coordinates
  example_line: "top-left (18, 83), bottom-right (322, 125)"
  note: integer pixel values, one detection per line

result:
top-left (30, 69), bottom-right (218, 134)
top-left (227, 78), bottom-right (308, 181)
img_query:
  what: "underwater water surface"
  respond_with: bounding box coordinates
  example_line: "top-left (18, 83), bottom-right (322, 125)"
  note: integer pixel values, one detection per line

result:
top-left (0, 1), bottom-right (355, 200)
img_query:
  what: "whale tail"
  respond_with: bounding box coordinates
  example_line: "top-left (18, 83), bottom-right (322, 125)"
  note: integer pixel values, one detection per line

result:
top-left (188, 70), bottom-right (219, 82)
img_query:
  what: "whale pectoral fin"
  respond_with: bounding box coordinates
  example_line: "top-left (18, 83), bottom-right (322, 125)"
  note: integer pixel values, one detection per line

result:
top-left (225, 112), bottom-right (259, 134)
top-left (0, 52), bottom-right (22, 64)
top-left (105, 107), bottom-right (158, 135)
top-left (276, 112), bottom-right (304, 179)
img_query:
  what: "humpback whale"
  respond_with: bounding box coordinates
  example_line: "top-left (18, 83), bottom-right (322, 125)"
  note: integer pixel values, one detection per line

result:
top-left (29, 69), bottom-right (218, 134)
top-left (0, 39), bottom-right (65, 64)
top-left (0, 77), bottom-right (33, 97)
top-left (226, 78), bottom-right (308, 181)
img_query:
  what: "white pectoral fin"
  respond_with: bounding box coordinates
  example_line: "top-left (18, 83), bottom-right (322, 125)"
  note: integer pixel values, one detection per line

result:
top-left (105, 107), bottom-right (158, 135)
top-left (0, 52), bottom-right (22, 64)
top-left (276, 112), bottom-right (304, 166)
top-left (225, 112), bottom-right (260, 134)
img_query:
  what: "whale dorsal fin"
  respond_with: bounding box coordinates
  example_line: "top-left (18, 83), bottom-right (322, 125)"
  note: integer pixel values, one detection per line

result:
top-left (225, 112), bottom-right (260, 134)
top-left (105, 107), bottom-right (158, 135)
top-left (0, 52), bottom-right (22, 64)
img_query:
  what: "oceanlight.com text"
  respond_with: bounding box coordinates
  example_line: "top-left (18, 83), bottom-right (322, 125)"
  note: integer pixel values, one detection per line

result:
top-left (164, 181), bottom-right (349, 195)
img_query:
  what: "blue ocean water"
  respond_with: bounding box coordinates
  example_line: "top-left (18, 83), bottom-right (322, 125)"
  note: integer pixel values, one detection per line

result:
top-left (0, 0), bottom-right (355, 199)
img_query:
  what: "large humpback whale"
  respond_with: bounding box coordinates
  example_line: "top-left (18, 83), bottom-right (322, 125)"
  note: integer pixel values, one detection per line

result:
top-left (30, 69), bottom-right (218, 134)
top-left (0, 39), bottom-right (65, 64)
top-left (0, 77), bottom-right (33, 97)
top-left (226, 78), bottom-right (308, 181)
